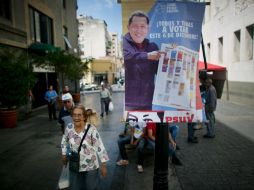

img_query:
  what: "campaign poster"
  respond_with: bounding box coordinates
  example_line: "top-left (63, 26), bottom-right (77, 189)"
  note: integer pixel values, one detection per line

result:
top-left (123, 1), bottom-right (205, 123)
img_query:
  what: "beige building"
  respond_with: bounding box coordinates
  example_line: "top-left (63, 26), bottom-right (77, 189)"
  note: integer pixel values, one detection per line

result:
top-left (118, 0), bottom-right (155, 35)
top-left (0, 0), bottom-right (78, 106)
top-left (0, 0), bottom-right (78, 53)
top-left (109, 33), bottom-right (120, 58)
top-left (92, 57), bottom-right (117, 85)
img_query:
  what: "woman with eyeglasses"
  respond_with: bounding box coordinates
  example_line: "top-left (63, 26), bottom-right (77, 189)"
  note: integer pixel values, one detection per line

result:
top-left (61, 105), bottom-right (109, 190)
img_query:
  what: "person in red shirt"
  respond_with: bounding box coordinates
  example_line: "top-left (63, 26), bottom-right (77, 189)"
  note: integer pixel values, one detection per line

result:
top-left (137, 122), bottom-right (182, 172)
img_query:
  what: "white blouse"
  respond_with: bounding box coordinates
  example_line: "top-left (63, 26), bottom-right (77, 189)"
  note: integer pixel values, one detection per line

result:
top-left (61, 123), bottom-right (109, 172)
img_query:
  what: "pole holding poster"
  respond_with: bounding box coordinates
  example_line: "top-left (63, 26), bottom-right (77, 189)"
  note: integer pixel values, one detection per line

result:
top-left (123, 1), bottom-right (206, 124)
top-left (122, 0), bottom-right (205, 189)
top-left (153, 123), bottom-right (169, 190)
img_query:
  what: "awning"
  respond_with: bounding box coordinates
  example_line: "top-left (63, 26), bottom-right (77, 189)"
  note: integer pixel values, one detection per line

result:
top-left (198, 60), bottom-right (227, 99)
top-left (198, 61), bottom-right (226, 71)
top-left (28, 43), bottom-right (61, 54)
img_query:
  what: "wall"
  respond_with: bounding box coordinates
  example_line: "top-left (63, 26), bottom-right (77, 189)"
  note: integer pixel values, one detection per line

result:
top-left (78, 16), bottom-right (107, 59)
top-left (92, 58), bottom-right (116, 85)
top-left (120, 0), bottom-right (155, 35)
top-left (201, 0), bottom-right (254, 105)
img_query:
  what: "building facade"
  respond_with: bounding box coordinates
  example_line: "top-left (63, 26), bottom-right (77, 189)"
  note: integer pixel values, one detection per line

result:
top-left (78, 15), bottom-right (123, 85)
top-left (201, 0), bottom-right (254, 105)
top-left (109, 32), bottom-right (119, 58)
top-left (0, 0), bottom-right (78, 107)
top-left (78, 15), bottom-right (110, 59)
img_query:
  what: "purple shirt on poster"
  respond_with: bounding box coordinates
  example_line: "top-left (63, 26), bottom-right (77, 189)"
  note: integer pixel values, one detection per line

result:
top-left (124, 33), bottom-right (159, 110)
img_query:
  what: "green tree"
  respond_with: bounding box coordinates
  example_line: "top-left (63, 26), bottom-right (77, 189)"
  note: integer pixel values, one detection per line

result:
top-left (32, 50), bottom-right (91, 92)
top-left (0, 47), bottom-right (35, 109)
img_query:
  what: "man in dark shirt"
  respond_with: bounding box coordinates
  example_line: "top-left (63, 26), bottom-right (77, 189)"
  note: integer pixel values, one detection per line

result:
top-left (204, 78), bottom-right (217, 138)
top-left (58, 93), bottom-right (74, 134)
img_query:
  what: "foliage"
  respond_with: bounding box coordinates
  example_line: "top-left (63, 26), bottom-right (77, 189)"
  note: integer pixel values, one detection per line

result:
top-left (32, 50), bottom-right (91, 81)
top-left (0, 47), bottom-right (35, 109)
top-left (66, 56), bottom-right (91, 81)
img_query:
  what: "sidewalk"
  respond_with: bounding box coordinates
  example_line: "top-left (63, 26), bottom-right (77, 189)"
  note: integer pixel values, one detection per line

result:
top-left (172, 99), bottom-right (254, 190)
top-left (111, 148), bottom-right (181, 190)
top-left (108, 98), bottom-right (254, 190)
top-left (0, 106), bottom-right (63, 190)
top-left (0, 94), bottom-right (254, 190)
top-left (216, 99), bottom-right (254, 142)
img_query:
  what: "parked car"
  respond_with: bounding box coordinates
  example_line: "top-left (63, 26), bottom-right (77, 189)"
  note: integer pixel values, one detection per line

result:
top-left (80, 83), bottom-right (98, 91)
top-left (118, 78), bottom-right (124, 85)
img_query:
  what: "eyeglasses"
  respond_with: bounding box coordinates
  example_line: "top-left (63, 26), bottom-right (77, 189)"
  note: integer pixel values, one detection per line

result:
top-left (73, 114), bottom-right (83, 117)
top-left (63, 100), bottom-right (71, 104)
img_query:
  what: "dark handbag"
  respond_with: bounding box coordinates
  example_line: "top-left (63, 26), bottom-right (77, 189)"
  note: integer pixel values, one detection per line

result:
top-left (69, 152), bottom-right (79, 172)
top-left (69, 124), bottom-right (90, 172)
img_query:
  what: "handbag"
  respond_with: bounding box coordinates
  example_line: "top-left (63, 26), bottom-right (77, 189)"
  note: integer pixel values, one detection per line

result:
top-left (109, 101), bottom-right (114, 111)
top-left (69, 124), bottom-right (90, 172)
top-left (58, 163), bottom-right (70, 189)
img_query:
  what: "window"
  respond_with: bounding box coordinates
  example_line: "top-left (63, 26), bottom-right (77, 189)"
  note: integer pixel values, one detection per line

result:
top-left (0, 0), bottom-right (11, 20)
top-left (218, 37), bottom-right (223, 64)
top-left (63, 26), bottom-right (71, 50)
top-left (29, 7), bottom-right (53, 44)
top-left (246, 24), bottom-right (254, 60)
top-left (234, 30), bottom-right (241, 62)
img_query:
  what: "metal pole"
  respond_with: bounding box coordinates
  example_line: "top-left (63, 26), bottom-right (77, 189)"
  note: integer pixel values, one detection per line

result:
top-left (226, 70), bottom-right (229, 100)
top-left (153, 123), bottom-right (169, 190)
top-left (200, 2), bottom-right (210, 70)
top-left (46, 72), bottom-right (48, 90)
top-left (201, 33), bottom-right (208, 70)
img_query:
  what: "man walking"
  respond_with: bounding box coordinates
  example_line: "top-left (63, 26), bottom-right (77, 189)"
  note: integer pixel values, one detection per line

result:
top-left (204, 78), bottom-right (217, 138)
top-left (44, 85), bottom-right (58, 121)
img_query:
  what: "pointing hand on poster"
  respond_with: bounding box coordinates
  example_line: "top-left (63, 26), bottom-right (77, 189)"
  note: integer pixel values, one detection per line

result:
top-left (148, 51), bottom-right (164, 60)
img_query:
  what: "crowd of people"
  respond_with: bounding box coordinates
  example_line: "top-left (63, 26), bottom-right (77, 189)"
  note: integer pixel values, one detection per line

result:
top-left (46, 66), bottom-right (216, 190)
top-left (53, 85), bottom-right (109, 190)
top-left (116, 76), bottom-right (217, 174)
top-left (38, 10), bottom-right (218, 190)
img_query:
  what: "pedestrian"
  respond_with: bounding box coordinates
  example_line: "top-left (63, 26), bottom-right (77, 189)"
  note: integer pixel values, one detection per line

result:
top-left (169, 125), bottom-right (181, 149)
top-left (61, 105), bottom-right (109, 190)
top-left (137, 123), bottom-right (182, 173)
top-left (100, 82), bottom-right (111, 117)
top-left (44, 85), bottom-right (58, 121)
top-left (197, 72), bottom-right (208, 129)
top-left (63, 85), bottom-right (70, 94)
top-left (123, 10), bottom-right (163, 110)
top-left (187, 122), bottom-right (198, 143)
top-left (203, 78), bottom-right (217, 138)
top-left (58, 93), bottom-right (74, 134)
top-left (26, 89), bottom-right (34, 115)
top-left (116, 121), bottom-right (146, 166)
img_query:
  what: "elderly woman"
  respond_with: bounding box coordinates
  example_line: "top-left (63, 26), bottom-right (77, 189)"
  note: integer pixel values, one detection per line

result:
top-left (61, 105), bottom-right (109, 190)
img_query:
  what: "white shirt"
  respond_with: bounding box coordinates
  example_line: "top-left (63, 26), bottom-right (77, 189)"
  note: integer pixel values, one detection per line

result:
top-left (61, 123), bottom-right (109, 172)
top-left (100, 88), bottom-right (110, 98)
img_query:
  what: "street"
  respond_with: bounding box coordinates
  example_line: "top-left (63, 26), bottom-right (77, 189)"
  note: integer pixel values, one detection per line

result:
top-left (0, 91), bottom-right (254, 190)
